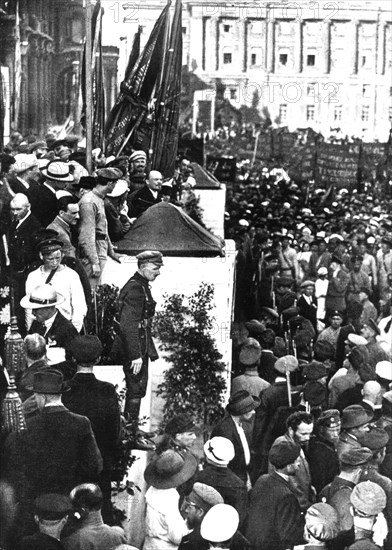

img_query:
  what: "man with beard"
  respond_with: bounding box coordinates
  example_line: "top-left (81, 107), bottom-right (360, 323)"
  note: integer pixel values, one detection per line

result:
top-left (307, 409), bottom-right (341, 495)
top-left (128, 150), bottom-right (147, 193)
top-left (178, 483), bottom-right (224, 550)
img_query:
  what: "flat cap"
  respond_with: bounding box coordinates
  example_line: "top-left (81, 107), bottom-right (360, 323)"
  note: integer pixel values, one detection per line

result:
top-left (377, 360), bottom-right (392, 382)
top-left (350, 481), bottom-right (387, 515)
top-left (358, 427), bottom-right (389, 451)
top-left (300, 280), bottom-right (315, 289)
top-left (305, 503), bottom-right (339, 541)
top-left (302, 361), bottom-right (327, 380)
top-left (129, 150), bottom-right (147, 162)
top-left (245, 319), bottom-right (265, 336)
top-left (239, 338), bottom-right (261, 366)
top-left (341, 405), bottom-right (373, 429)
top-left (136, 250), bottom-right (163, 266)
top-left (269, 440), bottom-right (301, 469)
top-left (274, 355), bottom-right (298, 374)
top-left (165, 414), bottom-right (196, 435)
top-left (67, 335), bottom-right (103, 363)
top-left (34, 493), bottom-right (72, 520)
top-left (259, 307), bottom-right (279, 320)
top-left (316, 409), bottom-right (341, 429)
top-left (29, 140), bottom-right (48, 153)
top-left (340, 447), bottom-right (373, 467)
top-left (96, 167), bottom-right (122, 181)
top-left (188, 482), bottom-right (223, 512)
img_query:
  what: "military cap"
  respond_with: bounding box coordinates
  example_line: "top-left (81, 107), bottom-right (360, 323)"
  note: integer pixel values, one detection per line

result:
top-left (188, 482), bottom-right (223, 512)
top-left (376, 361), bottom-right (392, 382)
top-left (329, 310), bottom-right (344, 319)
top-left (305, 503), bottom-right (339, 541)
top-left (165, 414), bottom-right (196, 435)
top-left (350, 481), bottom-right (387, 515)
top-left (302, 361), bottom-right (327, 380)
top-left (347, 334), bottom-right (368, 347)
top-left (341, 405), bottom-right (373, 429)
top-left (136, 250), bottom-right (164, 266)
top-left (200, 504), bottom-right (239, 543)
top-left (129, 150), bottom-right (147, 162)
top-left (351, 254), bottom-right (363, 262)
top-left (274, 355), bottom-right (298, 374)
top-left (96, 167), bottom-right (122, 182)
top-left (358, 427), bottom-right (389, 451)
top-left (313, 340), bottom-right (335, 361)
top-left (340, 447), bottom-right (373, 467)
top-left (303, 381), bottom-right (327, 406)
top-left (269, 440), bottom-right (301, 468)
top-left (37, 239), bottom-right (63, 254)
top-left (300, 280), bottom-right (315, 289)
top-left (67, 335), bottom-right (103, 363)
top-left (239, 338), bottom-right (262, 366)
top-left (34, 494), bottom-right (72, 520)
top-left (245, 319), bottom-right (265, 336)
top-left (316, 409), bottom-right (341, 429)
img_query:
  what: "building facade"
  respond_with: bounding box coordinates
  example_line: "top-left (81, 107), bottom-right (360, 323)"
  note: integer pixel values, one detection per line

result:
top-left (127, 0), bottom-right (391, 141)
top-left (0, 0), bottom-right (118, 139)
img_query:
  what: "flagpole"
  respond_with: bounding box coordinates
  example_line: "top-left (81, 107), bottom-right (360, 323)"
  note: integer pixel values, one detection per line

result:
top-left (85, 0), bottom-right (93, 173)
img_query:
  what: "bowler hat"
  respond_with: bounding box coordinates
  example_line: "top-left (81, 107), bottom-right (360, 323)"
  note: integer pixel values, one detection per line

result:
top-left (239, 338), bottom-right (261, 365)
top-left (341, 405), bottom-right (373, 429)
top-left (226, 390), bottom-right (260, 416)
top-left (67, 335), bottom-right (103, 363)
top-left (25, 369), bottom-right (69, 394)
top-left (144, 449), bottom-right (197, 489)
top-left (269, 440), bottom-right (301, 469)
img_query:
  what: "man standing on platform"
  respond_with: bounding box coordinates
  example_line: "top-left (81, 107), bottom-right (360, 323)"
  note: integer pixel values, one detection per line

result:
top-left (112, 251), bottom-right (163, 420)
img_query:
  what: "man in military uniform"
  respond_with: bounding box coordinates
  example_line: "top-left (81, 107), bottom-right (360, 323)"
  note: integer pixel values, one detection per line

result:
top-left (113, 250), bottom-right (163, 420)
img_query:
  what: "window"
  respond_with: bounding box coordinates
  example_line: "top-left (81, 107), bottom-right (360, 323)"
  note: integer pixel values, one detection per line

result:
top-left (361, 55), bottom-right (367, 68)
top-left (279, 53), bottom-right (288, 66)
top-left (389, 86), bottom-right (392, 97)
top-left (307, 54), bottom-right (316, 66)
top-left (362, 84), bottom-right (370, 98)
top-left (307, 83), bottom-right (316, 96)
top-left (389, 107), bottom-right (392, 122)
top-left (224, 24), bottom-right (231, 32)
top-left (334, 106), bottom-right (342, 121)
top-left (306, 105), bottom-right (315, 121)
top-left (279, 104), bottom-right (287, 121)
top-left (361, 106), bottom-right (370, 122)
top-left (182, 26), bottom-right (187, 34)
top-left (223, 53), bottom-right (232, 64)
top-left (230, 88), bottom-right (237, 100)
top-left (251, 53), bottom-right (257, 66)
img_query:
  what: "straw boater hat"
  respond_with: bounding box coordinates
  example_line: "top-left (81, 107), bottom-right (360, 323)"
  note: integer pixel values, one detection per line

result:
top-left (20, 284), bottom-right (65, 310)
top-left (144, 449), bottom-right (197, 489)
top-left (41, 161), bottom-right (74, 182)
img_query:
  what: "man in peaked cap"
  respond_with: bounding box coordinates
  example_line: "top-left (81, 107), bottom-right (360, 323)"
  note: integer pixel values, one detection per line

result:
top-left (347, 481), bottom-right (387, 549)
top-left (178, 482), bottom-right (224, 550)
top-left (111, 250), bottom-right (163, 422)
top-left (308, 409), bottom-right (341, 494)
top-left (319, 447), bottom-right (373, 535)
top-left (15, 494), bottom-right (71, 550)
top-left (78, 167), bottom-right (122, 288)
top-left (337, 405), bottom-right (373, 459)
top-left (246, 440), bottom-right (304, 550)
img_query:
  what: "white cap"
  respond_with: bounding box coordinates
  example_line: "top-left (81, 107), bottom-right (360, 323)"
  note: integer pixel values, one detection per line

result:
top-left (200, 504), bottom-right (239, 543)
top-left (376, 361), bottom-right (392, 381)
top-left (317, 267), bottom-right (328, 275)
top-left (14, 153), bottom-right (38, 174)
top-left (106, 179), bottom-right (128, 198)
top-left (204, 437), bottom-right (235, 466)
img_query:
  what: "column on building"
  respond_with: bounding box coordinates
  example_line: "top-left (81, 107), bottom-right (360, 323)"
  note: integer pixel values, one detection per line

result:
top-left (239, 18), bottom-right (248, 72)
top-left (376, 19), bottom-right (385, 75)
top-left (294, 20), bottom-right (303, 73)
top-left (266, 15), bottom-right (275, 72)
top-left (350, 19), bottom-right (358, 74)
top-left (322, 21), bottom-right (331, 74)
top-left (215, 17), bottom-right (220, 71)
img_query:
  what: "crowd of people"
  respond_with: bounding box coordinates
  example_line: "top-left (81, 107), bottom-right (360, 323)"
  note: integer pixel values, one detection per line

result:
top-left (0, 127), bottom-right (391, 549)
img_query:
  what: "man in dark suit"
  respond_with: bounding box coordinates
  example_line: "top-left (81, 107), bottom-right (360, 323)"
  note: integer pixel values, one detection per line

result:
top-left (62, 335), bottom-right (121, 523)
top-left (29, 161), bottom-right (74, 227)
top-left (298, 280), bottom-right (318, 333)
top-left (127, 170), bottom-right (162, 218)
top-left (325, 255), bottom-right (350, 318)
top-left (3, 370), bottom-right (102, 537)
top-left (111, 250), bottom-right (162, 420)
top-left (211, 390), bottom-right (260, 486)
top-left (21, 284), bottom-right (78, 347)
top-left (308, 238), bottom-right (331, 279)
top-left (8, 153), bottom-right (39, 196)
top-left (245, 440), bottom-right (304, 550)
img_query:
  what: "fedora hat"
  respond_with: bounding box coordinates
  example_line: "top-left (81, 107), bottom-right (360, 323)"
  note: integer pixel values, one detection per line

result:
top-left (341, 405), bottom-right (373, 429)
top-left (41, 161), bottom-right (74, 182)
top-left (226, 390), bottom-right (260, 416)
top-left (25, 369), bottom-right (69, 394)
top-left (20, 284), bottom-right (65, 310)
top-left (144, 450), bottom-right (197, 489)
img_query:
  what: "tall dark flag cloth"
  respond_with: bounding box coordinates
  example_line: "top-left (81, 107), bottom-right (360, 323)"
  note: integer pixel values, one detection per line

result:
top-left (81, 1), bottom-right (105, 150)
top-left (150, 0), bottom-right (183, 177)
top-left (104, 3), bottom-right (171, 157)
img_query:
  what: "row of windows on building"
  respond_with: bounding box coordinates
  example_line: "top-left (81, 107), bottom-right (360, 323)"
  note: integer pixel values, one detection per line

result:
top-left (276, 104), bottom-right (392, 123)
